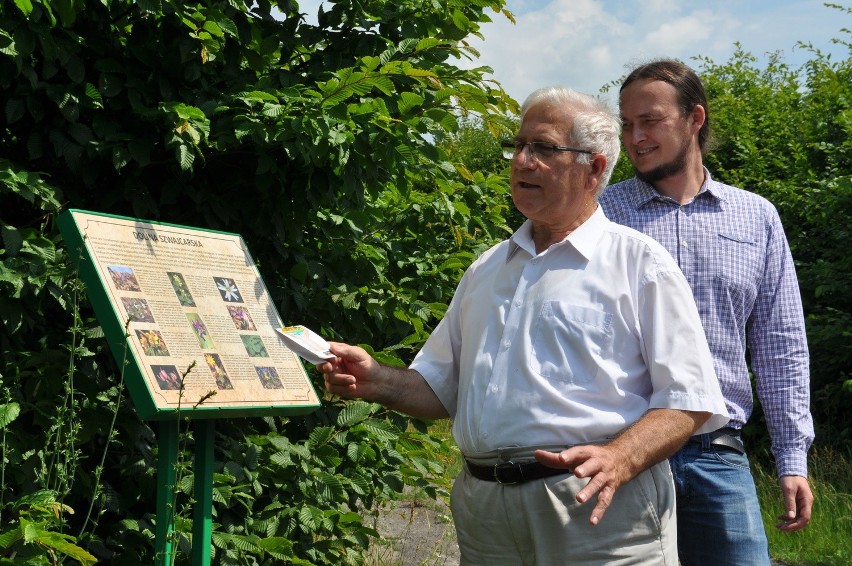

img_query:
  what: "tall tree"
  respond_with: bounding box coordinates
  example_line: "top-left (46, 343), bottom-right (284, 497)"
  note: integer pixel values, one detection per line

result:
top-left (1, 1), bottom-right (517, 563)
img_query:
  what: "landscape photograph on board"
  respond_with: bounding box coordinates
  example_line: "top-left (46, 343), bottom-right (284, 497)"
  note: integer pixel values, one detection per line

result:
top-left (59, 209), bottom-right (321, 420)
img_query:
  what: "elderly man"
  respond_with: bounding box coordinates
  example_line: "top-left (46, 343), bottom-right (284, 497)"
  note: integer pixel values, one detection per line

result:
top-left (320, 86), bottom-right (727, 565)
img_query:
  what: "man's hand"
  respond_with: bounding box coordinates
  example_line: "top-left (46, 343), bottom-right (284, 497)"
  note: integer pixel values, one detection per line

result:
top-left (317, 341), bottom-right (449, 420)
top-left (534, 409), bottom-right (706, 526)
top-left (316, 342), bottom-right (380, 400)
top-left (776, 475), bottom-right (813, 532)
top-left (534, 445), bottom-right (632, 526)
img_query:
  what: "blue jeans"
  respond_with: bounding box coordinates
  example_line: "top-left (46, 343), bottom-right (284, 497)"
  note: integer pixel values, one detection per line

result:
top-left (669, 431), bottom-right (771, 566)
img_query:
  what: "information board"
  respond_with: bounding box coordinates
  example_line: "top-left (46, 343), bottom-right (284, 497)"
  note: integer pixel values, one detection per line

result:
top-left (58, 209), bottom-right (321, 420)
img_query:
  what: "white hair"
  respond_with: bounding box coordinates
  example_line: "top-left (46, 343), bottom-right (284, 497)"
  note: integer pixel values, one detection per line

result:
top-left (521, 86), bottom-right (621, 194)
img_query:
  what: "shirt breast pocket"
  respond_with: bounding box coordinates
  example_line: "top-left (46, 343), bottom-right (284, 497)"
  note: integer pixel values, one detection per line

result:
top-left (530, 302), bottom-right (613, 385)
top-left (717, 232), bottom-right (763, 301)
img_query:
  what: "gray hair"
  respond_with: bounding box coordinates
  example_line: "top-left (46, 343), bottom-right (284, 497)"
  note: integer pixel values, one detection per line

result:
top-left (521, 87), bottom-right (621, 194)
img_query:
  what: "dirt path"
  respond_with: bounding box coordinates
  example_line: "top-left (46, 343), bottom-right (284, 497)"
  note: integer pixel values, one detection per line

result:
top-left (371, 495), bottom-right (459, 566)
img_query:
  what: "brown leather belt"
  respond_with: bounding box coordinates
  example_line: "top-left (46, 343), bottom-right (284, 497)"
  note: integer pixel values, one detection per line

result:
top-left (464, 459), bottom-right (569, 485)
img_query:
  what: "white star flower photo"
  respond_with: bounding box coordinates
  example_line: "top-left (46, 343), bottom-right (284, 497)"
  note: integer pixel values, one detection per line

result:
top-left (214, 277), bottom-right (243, 303)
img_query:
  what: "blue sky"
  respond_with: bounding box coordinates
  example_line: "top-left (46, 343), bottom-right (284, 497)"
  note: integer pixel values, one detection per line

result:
top-left (296, 0), bottom-right (849, 103)
top-left (464, 0), bottom-right (850, 104)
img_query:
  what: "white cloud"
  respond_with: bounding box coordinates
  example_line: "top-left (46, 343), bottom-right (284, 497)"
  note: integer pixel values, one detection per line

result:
top-left (470, 0), bottom-right (846, 105)
top-left (646, 13), bottom-right (721, 52)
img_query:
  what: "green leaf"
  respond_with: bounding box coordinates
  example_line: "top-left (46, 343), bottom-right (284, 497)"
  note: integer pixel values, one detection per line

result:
top-left (313, 471), bottom-right (343, 500)
top-left (379, 46), bottom-right (398, 65)
top-left (1, 226), bottom-right (23, 256)
top-left (216, 16), bottom-right (238, 38)
top-left (398, 92), bottom-right (424, 114)
top-left (112, 145), bottom-right (131, 170)
top-left (212, 532), bottom-right (263, 553)
top-left (0, 526), bottom-right (23, 550)
top-left (415, 38), bottom-right (442, 51)
top-left (21, 235), bottom-right (56, 262)
top-left (0, 403), bottom-right (20, 429)
top-left (298, 506), bottom-right (321, 531)
top-left (270, 450), bottom-right (294, 468)
top-left (0, 30), bottom-right (17, 56)
top-left (395, 143), bottom-right (417, 162)
top-left (55, 0), bottom-right (78, 26)
top-left (307, 426), bottom-right (334, 447)
top-left (354, 418), bottom-right (399, 442)
top-left (398, 38), bottom-right (419, 54)
top-left (452, 8), bottom-right (471, 30)
top-left (37, 531), bottom-right (97, 566)
top-left (177, 144), bottom-right (195, 171)
top-left (289, 262), bottom-right (309, 283)
top-left (12, 0), bottom-right (34, 17)
top-left (83, 83), bottom-right (103, 109)
top-left (257, 536), bottom-right (295, 559)
top-left (346, 442), bottom-right (375, 464)
top-left (14, 490), bottom-right (59, 508)
top-left (201, 21), bottom-right (224, 39)
top-left (369, 75), bottom-right (395, 96)
top-left (337, 400), bottom-right (375, 427)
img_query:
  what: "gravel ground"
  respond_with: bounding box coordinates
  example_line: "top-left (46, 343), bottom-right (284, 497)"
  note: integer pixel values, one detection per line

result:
top-left (371, 495), bottom-right (459, 566)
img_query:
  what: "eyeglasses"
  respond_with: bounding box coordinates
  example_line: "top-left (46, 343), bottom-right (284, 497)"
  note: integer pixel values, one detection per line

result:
top-left (501, 141), bottom-right (594, 161)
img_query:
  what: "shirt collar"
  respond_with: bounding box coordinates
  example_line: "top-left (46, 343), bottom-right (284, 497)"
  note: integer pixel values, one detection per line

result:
top-left (507, 205), bottom-right (608, 262)
top-left (624, 167), bottom-right (729, 209)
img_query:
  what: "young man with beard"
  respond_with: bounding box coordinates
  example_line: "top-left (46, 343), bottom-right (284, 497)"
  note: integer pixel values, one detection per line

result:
top-left (320, 86), bottom-right (729, 565)
top-left (599, 59), bottom-right (814, 566)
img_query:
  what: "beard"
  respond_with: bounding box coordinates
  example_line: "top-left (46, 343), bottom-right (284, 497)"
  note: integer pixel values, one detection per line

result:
top-left (634, 137), bottom-right (691, 184)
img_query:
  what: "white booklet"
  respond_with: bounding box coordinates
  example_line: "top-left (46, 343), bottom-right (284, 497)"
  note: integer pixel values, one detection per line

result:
top-left (276, 325), bottom-right (335, 365)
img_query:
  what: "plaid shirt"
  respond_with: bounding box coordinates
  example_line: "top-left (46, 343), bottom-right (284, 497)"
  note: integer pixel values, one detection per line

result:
top-left (600, 170), bottom-right (814, 477)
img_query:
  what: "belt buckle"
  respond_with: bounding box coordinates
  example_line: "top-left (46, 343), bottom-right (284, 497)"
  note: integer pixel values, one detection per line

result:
top-left (494, 461), bottom-right (520, 485)
top-left (712, 433), bottom-right (746, 454)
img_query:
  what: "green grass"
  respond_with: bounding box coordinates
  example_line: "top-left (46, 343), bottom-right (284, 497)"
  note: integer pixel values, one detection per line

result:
top-left (756, 447), bottom-right (852, 566)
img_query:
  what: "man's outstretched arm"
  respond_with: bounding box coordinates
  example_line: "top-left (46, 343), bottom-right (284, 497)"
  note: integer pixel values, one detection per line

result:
top-left (318, 341), bottom-right (449, 420)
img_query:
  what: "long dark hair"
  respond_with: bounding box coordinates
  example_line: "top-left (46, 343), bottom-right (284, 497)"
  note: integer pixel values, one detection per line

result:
top-left (621, 59), bottom-right (711, 154)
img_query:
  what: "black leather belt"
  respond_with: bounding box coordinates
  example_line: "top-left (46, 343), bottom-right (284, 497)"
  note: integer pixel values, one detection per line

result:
top-left (464, 459), bottom-right (569, 485)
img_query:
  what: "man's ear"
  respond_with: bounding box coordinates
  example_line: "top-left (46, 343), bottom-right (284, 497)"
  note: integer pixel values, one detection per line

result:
top-left (587, 153), bottom-right (607, 192)
top-left (690, 104), bottom-right (706, 134)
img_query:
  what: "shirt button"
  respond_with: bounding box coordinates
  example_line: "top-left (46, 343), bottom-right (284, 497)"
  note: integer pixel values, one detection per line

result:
top-left (503, 340), bottom-right (510, 349)
top-left (681, 239), bottom-right (688, 247)
top-left (514, 300), bottom-right (522, 307)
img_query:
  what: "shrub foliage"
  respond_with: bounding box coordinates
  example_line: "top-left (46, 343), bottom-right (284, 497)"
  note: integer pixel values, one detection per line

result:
top-left (1, 0), bottom-right (515, 563)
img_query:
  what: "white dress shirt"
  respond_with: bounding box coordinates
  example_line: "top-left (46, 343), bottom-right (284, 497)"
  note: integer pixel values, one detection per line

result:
top-left (410, 206), bottom-right (728, 457)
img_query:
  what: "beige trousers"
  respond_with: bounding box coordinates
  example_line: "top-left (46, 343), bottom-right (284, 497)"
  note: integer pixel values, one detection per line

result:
top-left (451, 460), bottom-right (678, 566)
